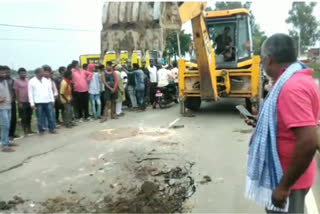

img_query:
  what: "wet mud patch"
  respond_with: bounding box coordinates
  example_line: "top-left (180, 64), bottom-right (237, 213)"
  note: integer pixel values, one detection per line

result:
top-left (90, 127), bottom-right (170, 141)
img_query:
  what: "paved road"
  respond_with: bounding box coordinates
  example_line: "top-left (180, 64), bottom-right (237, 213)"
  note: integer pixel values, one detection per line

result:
top-left (0, 99), bottom-right (318, 213)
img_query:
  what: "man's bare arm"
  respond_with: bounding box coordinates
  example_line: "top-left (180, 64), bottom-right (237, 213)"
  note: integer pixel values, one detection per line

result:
top-left (278, 126), bottom-right (318, 190)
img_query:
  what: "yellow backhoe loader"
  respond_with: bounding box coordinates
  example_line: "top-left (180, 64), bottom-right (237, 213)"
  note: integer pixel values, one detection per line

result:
top-left (101, 2), bottom-right (262, 113)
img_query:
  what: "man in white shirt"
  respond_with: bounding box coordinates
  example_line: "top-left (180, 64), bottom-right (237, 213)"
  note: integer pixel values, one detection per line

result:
top-left (170, 62), bottom-right (179, 86)
top-left (148, 61), bottom-right (158, 108)
top-left (157, 64), bottom-right (178, 103)
top-left (157, 64), bottom-right (172, 88)
top-left (28, 68), bottom-right (56, 135)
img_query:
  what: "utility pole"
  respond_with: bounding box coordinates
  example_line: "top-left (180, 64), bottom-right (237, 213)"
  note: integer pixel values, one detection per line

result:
top-left (176, 32), bottom-right (181, 58)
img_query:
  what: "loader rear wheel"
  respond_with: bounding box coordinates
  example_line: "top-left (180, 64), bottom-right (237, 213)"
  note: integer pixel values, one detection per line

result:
top-left (245, 98), bottom-right (252, 113)
top-left (185, 97), bottom-right (201, 111)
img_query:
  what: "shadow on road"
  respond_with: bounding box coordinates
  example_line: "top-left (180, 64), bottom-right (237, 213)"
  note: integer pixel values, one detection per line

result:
top-left (196, 98), bottom-right (245, 116)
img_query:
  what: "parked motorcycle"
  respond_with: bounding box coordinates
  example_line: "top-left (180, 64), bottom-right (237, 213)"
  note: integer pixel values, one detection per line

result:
top-left (155, 82), bottom-right (178, 109)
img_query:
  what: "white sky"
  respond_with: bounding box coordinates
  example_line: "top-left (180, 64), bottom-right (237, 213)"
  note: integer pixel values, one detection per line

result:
top-left (0, 0), bottom-right (319, 70)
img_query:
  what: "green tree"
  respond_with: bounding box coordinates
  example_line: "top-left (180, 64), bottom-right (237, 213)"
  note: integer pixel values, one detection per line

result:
top-left (251, 22), bottom-right (267, 55)
top-left (165, 30), bottom-right (192, 61)
top-left (214, 1), bottom-right (267, 55)
top-left (286, 2), bottom-right (320, 55)
top-left (205, 6), bottom-right (213, 12)
top-left (215, 2), bottom-right (251, 10)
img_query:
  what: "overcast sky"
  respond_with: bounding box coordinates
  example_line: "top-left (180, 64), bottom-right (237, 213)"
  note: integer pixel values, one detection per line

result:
top-left (0, 0), bottom-right (319, 70)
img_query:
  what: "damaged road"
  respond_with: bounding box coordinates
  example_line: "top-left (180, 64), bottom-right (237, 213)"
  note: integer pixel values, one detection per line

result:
top-left (0, 100), bottom-right (267, 213)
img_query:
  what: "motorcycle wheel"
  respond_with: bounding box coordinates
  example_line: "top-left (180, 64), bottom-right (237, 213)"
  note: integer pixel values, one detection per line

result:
top-left (158, 97), bottom-right (166, 109)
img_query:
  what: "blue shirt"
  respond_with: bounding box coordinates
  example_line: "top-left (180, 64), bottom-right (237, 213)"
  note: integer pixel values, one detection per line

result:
top-left (134, 69), bottom-right (145, 90)
top-left (89, 72), bottom-right (102, 95)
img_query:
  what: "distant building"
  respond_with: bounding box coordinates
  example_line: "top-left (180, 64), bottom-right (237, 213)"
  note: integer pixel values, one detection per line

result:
top-left (307, 48), bottom-right (320, 62)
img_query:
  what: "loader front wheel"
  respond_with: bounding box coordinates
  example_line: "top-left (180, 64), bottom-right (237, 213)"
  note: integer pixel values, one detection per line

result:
top-left (185, 97), bottom-right (201, 111)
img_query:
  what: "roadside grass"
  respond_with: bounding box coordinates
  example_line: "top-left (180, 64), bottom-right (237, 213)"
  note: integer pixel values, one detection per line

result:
top-left (307, 63), bottom-right (320, 74)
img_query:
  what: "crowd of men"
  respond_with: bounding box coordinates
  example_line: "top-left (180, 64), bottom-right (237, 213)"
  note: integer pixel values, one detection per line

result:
top-left (0, 60), bottom-right (179, 152)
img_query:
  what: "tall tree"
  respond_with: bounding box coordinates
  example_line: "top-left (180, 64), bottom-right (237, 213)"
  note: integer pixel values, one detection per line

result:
top-left (286, 2), bottom-right (320, 55)
top-left (214, 1), bottom-right (267, 55)
top-left (205, 6), bottom-right (213, 12)
top-left (165, 31), bottom-right (192, 61)
top-left (215, 2), bottom-right (251, 10)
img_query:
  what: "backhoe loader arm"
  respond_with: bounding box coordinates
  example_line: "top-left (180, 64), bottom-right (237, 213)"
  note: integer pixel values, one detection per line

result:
top-left (178, 2), bottom-right (218, 100)
top-left (178, 2), bottom-right (207, 24)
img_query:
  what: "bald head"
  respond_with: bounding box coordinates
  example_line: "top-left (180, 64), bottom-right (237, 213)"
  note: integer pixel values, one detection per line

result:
top-left (261, 33), bottom-right (297, 64)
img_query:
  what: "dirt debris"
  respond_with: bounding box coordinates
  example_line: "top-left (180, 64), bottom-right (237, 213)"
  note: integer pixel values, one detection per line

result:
top-left (0, 196), bottom-right (25, 211)
top-left (38, 160), bottom-right (197, 213)
top-left (10, 148), bottom-right (206, 213)
top-left (39, 196), bottom-right (88, 213)
top-left (102, 162), bottom-right (196, 213)
top-left (170, 125), bottom-right (185, 129)
top-left (233, 129), bottom-right (252, 134)
top-left (199, 175), bottom-right (212, 184)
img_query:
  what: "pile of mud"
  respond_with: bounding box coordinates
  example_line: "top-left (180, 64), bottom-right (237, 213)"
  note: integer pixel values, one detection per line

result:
top-left (0, 196), bottom-right (25, 211)
top-left (39, 162), bottom-right (197, 213)
top-left (7, 149), bottom-right (211, 213)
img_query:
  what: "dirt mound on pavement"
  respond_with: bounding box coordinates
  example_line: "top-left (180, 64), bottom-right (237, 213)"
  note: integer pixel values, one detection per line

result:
top-left (39, 162), bottom-right (196, 213)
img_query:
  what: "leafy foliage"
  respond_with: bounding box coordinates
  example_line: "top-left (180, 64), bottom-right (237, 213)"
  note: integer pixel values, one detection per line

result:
top-left (165, 31), bottom-right (192, 58)
top-left (286, 2), bottom-right (320, 54)
top-left (214, 2), bottom-right (251, 10)
top-left (205, 6), bottom-right (213, 12)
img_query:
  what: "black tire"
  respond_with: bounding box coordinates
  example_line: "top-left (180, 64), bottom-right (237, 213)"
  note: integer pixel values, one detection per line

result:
top-left (185, 97), bottom-right (201, 111)
top-left (158, 97), bottom-right (166, 109)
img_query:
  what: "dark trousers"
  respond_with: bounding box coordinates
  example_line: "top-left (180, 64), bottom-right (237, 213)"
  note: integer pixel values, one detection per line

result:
top-left (150, 83), bottom-right (158, 105)
top-left (266, 189), bottom-right (309, 214)
top-left (19, 102), bottom-right (33, 132)
top-left (136, 89), bottom-right (145, 109)
top-left (35, 103), bottom-right (55, 132)
top-left (9, 101), bottom-right (17, 137)
top-left (55, 99), bottom-right (64, 123)
top-left (63, 103), bottom-right (73, 126)
top-left (144, 81), bottom-right (150, 105)
top-left (100, 91), bottom-right (106, 115)
top-left (74, 91), bottom-right (89, 119)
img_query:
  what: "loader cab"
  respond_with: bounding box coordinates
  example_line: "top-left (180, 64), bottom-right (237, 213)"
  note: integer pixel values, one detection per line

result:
top-left (204, 9), bottom-right (253, 69)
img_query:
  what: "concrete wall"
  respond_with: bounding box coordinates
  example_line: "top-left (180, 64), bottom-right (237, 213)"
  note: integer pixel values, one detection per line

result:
top-left (101, 2), bottom-right (181, 57)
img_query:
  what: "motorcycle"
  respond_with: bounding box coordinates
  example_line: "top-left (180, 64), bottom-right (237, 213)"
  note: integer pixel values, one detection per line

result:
top-left (155, 82), bottom-right (179, 109)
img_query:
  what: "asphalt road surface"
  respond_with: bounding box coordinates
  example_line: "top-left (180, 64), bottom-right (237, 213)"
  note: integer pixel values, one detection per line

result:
top-left (0, 99), bottom-right (318, 213)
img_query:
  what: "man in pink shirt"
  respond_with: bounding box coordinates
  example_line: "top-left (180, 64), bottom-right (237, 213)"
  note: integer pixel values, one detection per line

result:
top-left (13, 68), bottom-right (34, 136)
top-left (71, 60), bottom-right (93, 121)
top-left (246, 34), bottom-right (319, 213)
